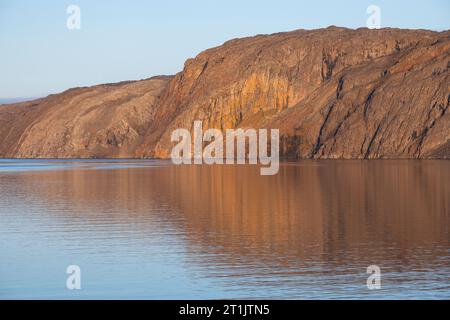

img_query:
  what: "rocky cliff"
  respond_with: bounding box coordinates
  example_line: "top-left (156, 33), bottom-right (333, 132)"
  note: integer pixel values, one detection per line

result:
top-left (0, 76), bottom-right (171, 158)
top-left (1, 27), bottom-right (449, 159)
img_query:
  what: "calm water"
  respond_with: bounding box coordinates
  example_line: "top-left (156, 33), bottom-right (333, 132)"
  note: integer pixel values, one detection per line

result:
top-left (0, 159), bottom-right (449, 299)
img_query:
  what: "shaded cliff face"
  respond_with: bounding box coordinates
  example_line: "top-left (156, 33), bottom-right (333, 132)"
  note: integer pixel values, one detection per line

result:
top-left (0, 27), bottom-right (449, 159)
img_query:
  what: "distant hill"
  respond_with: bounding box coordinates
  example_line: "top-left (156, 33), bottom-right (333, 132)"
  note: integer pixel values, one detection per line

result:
top-left (0, 97), bottom-right (41, 104)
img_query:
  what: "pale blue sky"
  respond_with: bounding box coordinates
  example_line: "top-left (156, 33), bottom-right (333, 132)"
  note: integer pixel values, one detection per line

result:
top-left (0, 0), bottom-right (449, 99)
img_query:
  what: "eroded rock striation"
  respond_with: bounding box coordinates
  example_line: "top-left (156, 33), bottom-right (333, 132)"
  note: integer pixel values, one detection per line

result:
top-left (1, 27), bottom-right (449, 159)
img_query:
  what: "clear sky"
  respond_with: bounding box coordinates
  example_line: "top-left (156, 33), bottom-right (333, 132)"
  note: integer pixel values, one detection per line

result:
top-left (0, 0), bottom-right (449, 99)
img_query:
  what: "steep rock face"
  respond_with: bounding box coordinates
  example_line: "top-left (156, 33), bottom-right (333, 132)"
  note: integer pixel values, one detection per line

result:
top-left (270, 36), bottom-right (450, 159)
top-left (0, 76), bottom-right (170, 158)
top-left (149, 27), bottom-right (449, 159)
top-left (0, 27), bottom-right (449, 159)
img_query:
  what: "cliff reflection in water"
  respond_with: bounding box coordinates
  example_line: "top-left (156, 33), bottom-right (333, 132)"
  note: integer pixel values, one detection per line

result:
top-left (0, 160), bottom-right (449, 299)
